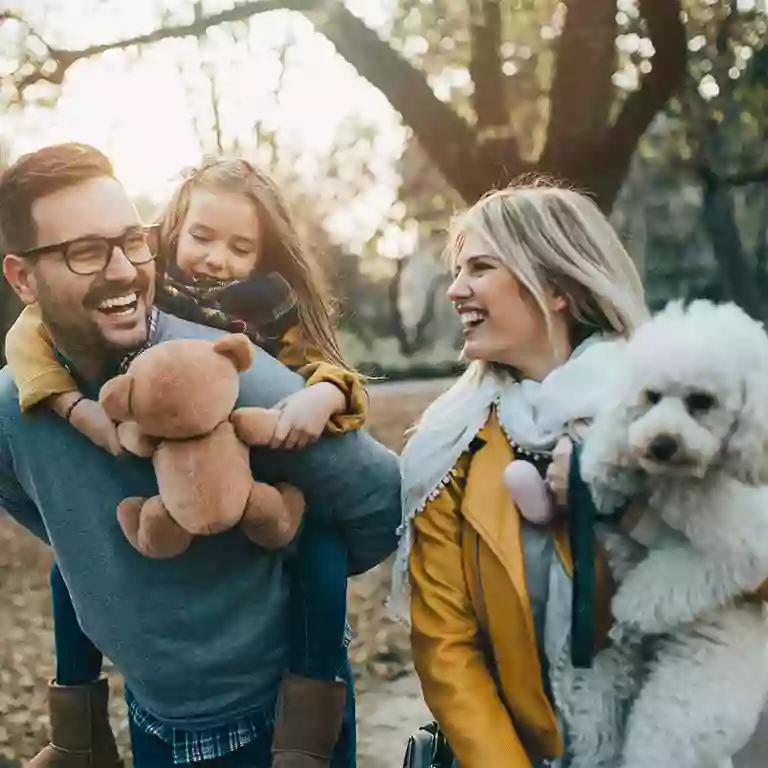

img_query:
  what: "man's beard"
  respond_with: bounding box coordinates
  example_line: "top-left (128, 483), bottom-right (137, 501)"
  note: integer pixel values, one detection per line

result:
top-left (36, 269), bottom-right (153, 377)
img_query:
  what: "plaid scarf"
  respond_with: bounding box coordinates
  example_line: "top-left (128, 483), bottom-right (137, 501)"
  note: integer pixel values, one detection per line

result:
top-left (157, 263), bottom-right (299, 357)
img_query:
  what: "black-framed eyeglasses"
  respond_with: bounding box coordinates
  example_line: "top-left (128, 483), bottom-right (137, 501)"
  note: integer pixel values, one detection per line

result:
top-left (16, 225), bottom-right (159, 276)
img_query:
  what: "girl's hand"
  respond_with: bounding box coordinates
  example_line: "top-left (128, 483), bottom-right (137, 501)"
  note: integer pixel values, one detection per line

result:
top-left (269, 383), bottom-right (346, 450)
top-left (545, 437), bottom-right (574, 508)
top-left (67, 398), bottom-right (123, 457)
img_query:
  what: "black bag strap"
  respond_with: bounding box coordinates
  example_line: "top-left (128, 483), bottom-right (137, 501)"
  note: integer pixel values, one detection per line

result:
top-left (568, 442), bottom-right (597, 668)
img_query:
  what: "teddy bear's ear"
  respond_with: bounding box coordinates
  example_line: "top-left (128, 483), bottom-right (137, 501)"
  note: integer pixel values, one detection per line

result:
top-left (99, 373), bottom-right (134, 422)
top-left (213, 333), bottom-right (254, 373)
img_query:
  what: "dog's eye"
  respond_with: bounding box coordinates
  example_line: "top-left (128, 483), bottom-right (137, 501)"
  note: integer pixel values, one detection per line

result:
top-left (644, 390), bottom-right (662, 405)
top-left (685, 391), bottom-right (716, 413)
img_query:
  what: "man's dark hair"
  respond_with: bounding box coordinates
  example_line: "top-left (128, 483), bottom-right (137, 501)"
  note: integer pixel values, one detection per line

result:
top-left (0, 143), bottom-right (115, 255)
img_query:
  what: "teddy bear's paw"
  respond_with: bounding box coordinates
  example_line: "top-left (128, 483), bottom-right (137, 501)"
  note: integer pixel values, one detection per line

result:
top-left (139, 496), bottom-right (194, 559)
top-left (231, 407), bottom-right (280, 447)
top-left (117, 497), bottom-right (148, 552)
top-left (117, 496), bottom-right (192, 559)
top-left (240, 482), bottom-right (305, 550)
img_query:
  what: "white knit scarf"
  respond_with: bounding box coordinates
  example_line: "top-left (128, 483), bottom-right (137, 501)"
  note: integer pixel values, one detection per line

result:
top-left (390, 334), bottom-right (630, 620)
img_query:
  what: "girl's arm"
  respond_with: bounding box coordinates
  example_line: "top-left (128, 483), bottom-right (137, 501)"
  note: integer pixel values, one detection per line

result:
top-left (5, 304), bottom-right (78, 411)
top-left (410, 456), bottom-right (533, 768)
top-left (275, 325), bottom-right (367, 436)
top-left (5, 305), bottom-right (121, 455)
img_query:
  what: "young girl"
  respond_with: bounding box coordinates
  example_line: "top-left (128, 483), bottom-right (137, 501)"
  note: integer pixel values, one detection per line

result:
top-left (6, 158), bottom-right (365, 768)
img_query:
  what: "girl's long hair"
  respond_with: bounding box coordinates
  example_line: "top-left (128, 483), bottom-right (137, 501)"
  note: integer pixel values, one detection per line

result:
top-left (157, 158), bottom-right (349, 370)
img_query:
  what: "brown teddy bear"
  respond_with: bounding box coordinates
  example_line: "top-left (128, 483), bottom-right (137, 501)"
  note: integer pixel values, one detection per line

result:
top-left (99, 333), bottom-right (306, 559)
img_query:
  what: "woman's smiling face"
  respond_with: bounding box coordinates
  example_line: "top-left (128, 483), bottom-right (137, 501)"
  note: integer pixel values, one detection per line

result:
top-left (446, 230), bottom-right (567, 379)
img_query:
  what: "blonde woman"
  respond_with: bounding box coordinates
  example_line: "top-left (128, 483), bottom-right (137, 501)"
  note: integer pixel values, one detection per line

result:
top-left (392, 180), bottom-right (649, 767)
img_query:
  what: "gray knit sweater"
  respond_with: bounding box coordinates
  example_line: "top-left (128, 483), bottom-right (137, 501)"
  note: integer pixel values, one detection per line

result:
top-left (0, 312), bottom-right (401, 729)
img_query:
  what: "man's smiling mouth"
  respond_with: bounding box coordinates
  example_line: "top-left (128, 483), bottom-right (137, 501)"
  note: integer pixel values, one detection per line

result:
top-left (97, 292), bottom-right (139, 317)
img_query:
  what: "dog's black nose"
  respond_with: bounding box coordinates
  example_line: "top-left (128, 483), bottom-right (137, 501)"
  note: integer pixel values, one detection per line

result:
top-left (647, 434), bottom-right (679, 462)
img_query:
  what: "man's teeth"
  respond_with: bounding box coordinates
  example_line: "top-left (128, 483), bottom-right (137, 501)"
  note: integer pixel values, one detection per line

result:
top-left (460, 311), bottom-right (486, 327)
top-left (98, 293), bottom-right (137, 311)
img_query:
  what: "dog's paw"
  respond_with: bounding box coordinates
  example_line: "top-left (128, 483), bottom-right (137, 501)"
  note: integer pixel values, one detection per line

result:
top-left (610, 586), bottom-right (657, 635)
top-left (607, 622), bottom-right (629, 646)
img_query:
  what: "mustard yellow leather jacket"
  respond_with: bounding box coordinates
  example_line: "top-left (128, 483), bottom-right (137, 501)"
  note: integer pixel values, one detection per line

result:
top-left (409, 412), bottom-right (614, 768)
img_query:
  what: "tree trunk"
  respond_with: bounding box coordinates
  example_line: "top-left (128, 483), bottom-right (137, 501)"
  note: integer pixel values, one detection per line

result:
top-left (699, 170), bottom-right (764, 320)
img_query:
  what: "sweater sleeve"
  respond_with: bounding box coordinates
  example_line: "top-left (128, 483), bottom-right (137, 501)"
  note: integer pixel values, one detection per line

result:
top-left (0, 422), bottom-right (48, 542)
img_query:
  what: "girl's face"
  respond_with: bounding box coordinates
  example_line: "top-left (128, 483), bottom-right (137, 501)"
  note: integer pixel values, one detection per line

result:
top-left (175, 189), bottom-right (263, 281)
top-left (447, 230), bottom-right (568, 380)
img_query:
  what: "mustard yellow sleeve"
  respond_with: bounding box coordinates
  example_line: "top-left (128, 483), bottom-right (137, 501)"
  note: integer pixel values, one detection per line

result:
top-left (410, 456), bottom-right (533, 768)
top-left (274, 325), bottom-right (316, 370)
top-left (275, 325), bottom-right (367, 434)
top-left (4, 305), bottom-right (78, 412)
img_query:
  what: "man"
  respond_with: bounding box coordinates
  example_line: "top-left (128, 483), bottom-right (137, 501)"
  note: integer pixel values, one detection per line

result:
top-left (0, 144), bottom-right (402, 766)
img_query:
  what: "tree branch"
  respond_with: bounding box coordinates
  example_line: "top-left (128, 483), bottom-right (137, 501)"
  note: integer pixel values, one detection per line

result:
top-left (7, 1), bottom-right (493, 201)
top-left (9, 0), bottom-right (319, 93)
top-left (306, 3), bottom-right (491, 202)
top-left (706, 166), bottom-right (768, 187)
top-left (698, 163), bottom-right (764, 320)
top-left (589, 0), bottom-right (687, 210)
top-left (541, 0), bottom-right (617, 171)
top-left (469, 0), bottom-right (506, 130)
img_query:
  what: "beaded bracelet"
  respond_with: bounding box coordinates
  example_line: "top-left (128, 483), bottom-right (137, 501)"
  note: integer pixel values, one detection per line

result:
top-left (64, 395), bottom-right (87, 422)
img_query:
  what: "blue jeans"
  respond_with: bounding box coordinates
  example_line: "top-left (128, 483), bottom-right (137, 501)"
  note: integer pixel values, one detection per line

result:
top-left (287, 517), bottom-right (349, 680)
top-left (50, 562), bottom-right (103, 685)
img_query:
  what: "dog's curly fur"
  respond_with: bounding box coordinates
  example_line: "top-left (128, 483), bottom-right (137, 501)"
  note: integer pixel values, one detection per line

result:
top-left (561, 300), bottom-right (768, 768)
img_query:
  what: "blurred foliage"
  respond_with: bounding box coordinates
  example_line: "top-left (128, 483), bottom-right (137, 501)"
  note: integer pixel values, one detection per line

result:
top-left (0, 0), bottom-right (765, 355)
top-left (615, 0), bottom-right (768, 315)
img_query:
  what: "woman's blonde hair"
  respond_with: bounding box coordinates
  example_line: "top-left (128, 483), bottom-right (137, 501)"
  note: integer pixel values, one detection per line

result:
top-left (156, 157), bottom-right (349, 370)
top-left (445, 176), bottom-right (648, 376)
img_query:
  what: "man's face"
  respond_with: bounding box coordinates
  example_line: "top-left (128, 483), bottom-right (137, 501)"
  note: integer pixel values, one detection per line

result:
top-left (13, 177), bottom-right (155, 369)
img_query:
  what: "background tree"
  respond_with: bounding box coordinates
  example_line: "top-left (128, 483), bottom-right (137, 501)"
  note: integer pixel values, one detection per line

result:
top-left (1, 1), bottom-right (766, 359)
top-left (2, 0), bottom-right (687, 212)
top-left (611, 0), bottom-right (768, 317)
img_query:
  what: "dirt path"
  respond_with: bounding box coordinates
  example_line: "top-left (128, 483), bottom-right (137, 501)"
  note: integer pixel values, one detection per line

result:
top-left (355, 674), bottom-right (430, 768)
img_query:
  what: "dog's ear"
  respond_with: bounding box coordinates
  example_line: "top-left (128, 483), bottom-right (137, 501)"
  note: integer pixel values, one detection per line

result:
top-left (727, 364), bottom-right (768, 484)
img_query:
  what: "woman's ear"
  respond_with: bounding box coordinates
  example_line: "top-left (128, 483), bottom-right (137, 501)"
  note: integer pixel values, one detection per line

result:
top-left (549, 292), bottom-right (568, 313)
top-left (3, 255), bottom-right (39, 305)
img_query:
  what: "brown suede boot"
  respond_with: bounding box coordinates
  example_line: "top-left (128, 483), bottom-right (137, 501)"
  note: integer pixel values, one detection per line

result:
top-left (27, 677), bottom-right (123, 767)
top-left (271, 675), bottom-right (348, 767)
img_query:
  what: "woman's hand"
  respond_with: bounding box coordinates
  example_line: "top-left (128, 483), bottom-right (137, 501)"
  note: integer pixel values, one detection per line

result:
top-left (268, 383), bottom-right (346, 450)
top-left (545, 437), bottom-right (574, 508)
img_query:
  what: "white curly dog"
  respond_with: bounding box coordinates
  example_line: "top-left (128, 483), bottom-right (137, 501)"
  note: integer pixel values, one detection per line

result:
top-left (558, 300), bottom-right (768, 768)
